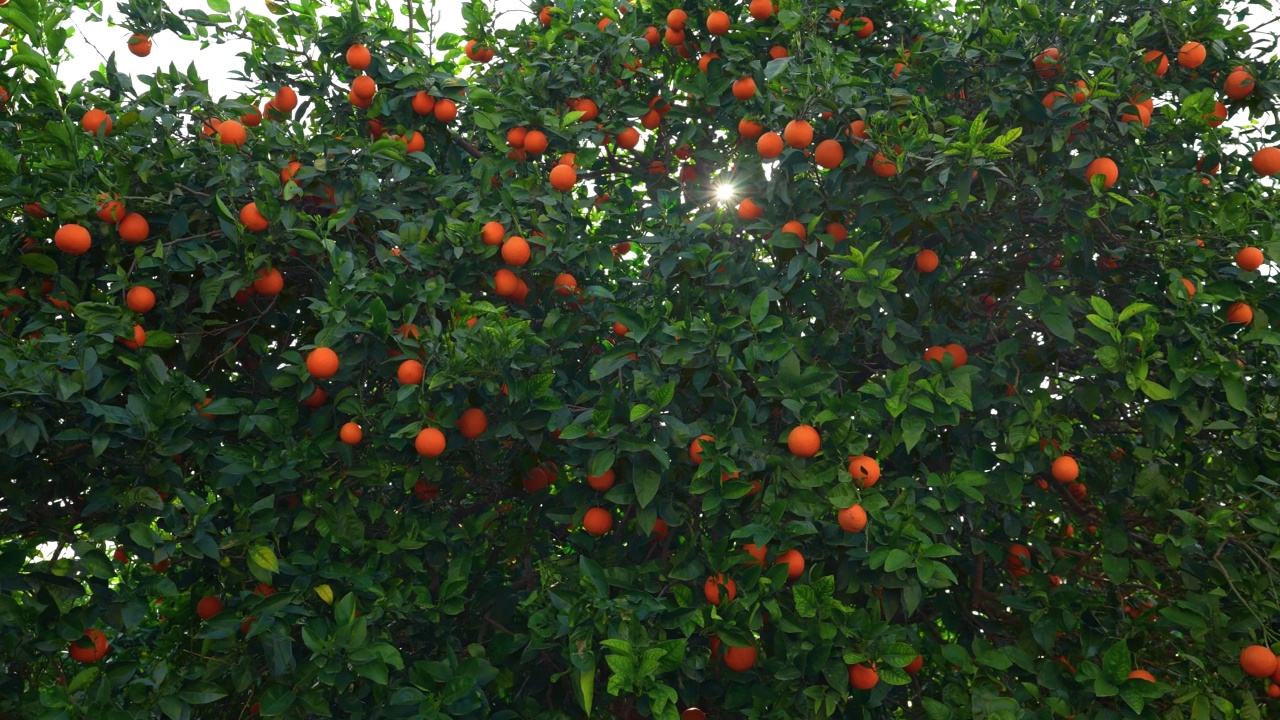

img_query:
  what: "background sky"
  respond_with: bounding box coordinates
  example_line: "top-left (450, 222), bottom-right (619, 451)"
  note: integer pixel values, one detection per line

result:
top-left (59, 0), bottom-right (528, 99)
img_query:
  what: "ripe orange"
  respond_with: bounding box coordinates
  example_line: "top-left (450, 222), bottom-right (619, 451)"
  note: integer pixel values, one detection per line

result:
top-left (780, 220), bottom-right (807, 240)
top-left (916, 249), bottom-right (939, 272)
top-left (415, 427), bottom-right (446, 457)
top-left (613, 322), bottom-right (628, 337)
top-left (55, 224), bottom-right (92, 255)
top-left (704, 573), bottom-right (736, 604)
top-left (849, 119), bottom-right (869, 141)
top-left (1241, 645), bottom-right (1278, 678)
top-left (587, 468), bottom-right (615, 491)
top-left (1177, 41), bottom-right (1206, 69)
top-left (838, 504), bottom-right (868, 532)
top-left (571, 98), bottom-right (599, 121)
top-left (253, 267), bottom-right (284, 296)
top-left (519, 129), bottom-right (548, 155)
top-left (218, 119), bottom-right (247, 148)
top-left (814, 139), bottom-right (844, 168)
top-left (1206, 101), bottom-right (1228, 126)
top-left (826, 222), bottom-right (848, 242)
top-left (117, 213), bottom-right (150, 243)
top-left (743, 543), bottom-right (767, 566)
top-left (1033, 47), bottom-right (1060, 77)
top-left (69, 629), bottom-right (110, 663)
top-left (306, 347), bottom-right (339, 379)
top-left (482, 221), bottom-right (506, 246)
top-left (776, 548), bottom-right (804, 580)
top-left (783, 119), bottom-right (813, 149)
top-left (943, 343), bottom-right (967, 367)
top-left (303, 387), bottom-right (327, 409)
top-left (128, 34), bottom-right (152, 57)
top-left (339, 422), bottom-right (363, 445)
top-left (723, 645), bottom-right (757, 671)
top-left (666, 8), bottom-right (687, 28)
top-left (732, 77), bottom-right (757, 101)
top-left (351, 75), bottom-right (376, 100)
top-left (749, 0), bottom-right (773, 20)
top-left (583, 507), bottom-right (613, 535)
top-left (738, 118), bottom-right (763, 138)
top-left (195, 596), bottom-right (223, 620)
top-left (738, 198), bottom-right (763, 219)
top-left (871, 152), bottom-right (896, 177)
top-left (273, 85), bottom-right (298, 111)
top-left (1126, 669), bottom-right (1155, 683)
top-left (1180, 278), bottom-right (1197, 298)
top-left (1252, 147), bottom-right (1280, 175)
top-left (240, 202), bottom-right (269, 231)
top-left (494, 269), bottom-right (519, 296)
top-left (1142, 49), bottom-right (1168, 76)
top-left (550, 164), bottom-right (577, 191)
top-left (281, 161), bottom-right (303, 184)
top-left (643, 25), bottom-right (659, 46)
top-left (1085, 157), bottom-right (1118, 187)
top-left (787, 424), bottom-right (820, 457)
top-left (126, 286), bottom-right (156, 313)
top-left (553, 273), bottom-right (578, 296)
top-left (119, 324), bottom-right (146, 350)
top-left (346, 43), bottom-right (371, 70)
top-left (706, 10), bottom-right (730, 34)
top-left (690, 434), bottom-right (713, 464)
top-left (397, 359), bottom-right (425, 385)
top-left (615, 126), bottom-right (640, 150)
top-left (1236, 247), bottom-right (1264, 271)
top-left (458, 408), bottom-right (488, 439)
top-left (1224, 69), bottom-right (1255, 101)
top-left (1269, 683), bottom-right (1280, 699)
top-left (96, 194), bottom-right (126, 223)
top-left (681, 709), bottom-right (707, 720)
top-left (853, 16), bottom-right (874, 38)
top-left (757, 132), bottom-right (784, 158)
top-left (1051, 455), bottom-right (1078, 482)
top-left (411, 91), bottom-right (436, 115)
top-left (1227, 302), bottom-right (1253, 325)
top-left (848, 455), bottom-right (880, 487)
top-left (849, 663), bottom-right (878, 690)
top-left (82, 108), bottom-right (113, 136)
top-left (769, 45), bottom-right (789, 59)
top-left (501, 236), bottom-right (532, 266)
top-left (434, 98), bottom-right (458, 122)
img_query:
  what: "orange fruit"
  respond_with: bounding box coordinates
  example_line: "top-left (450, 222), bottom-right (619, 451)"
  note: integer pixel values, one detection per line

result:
top-left (781, 220), bottom-right (807, 240)
top-left (523, 130), bottom-right (548, 154)
top-left (457, 408), bottom-right (488, 439)
top-left (494, 269), bottom-right (519, 296)
top-left (704, 573), bottom-right (736, 604)
top-left (738, 198), bottom-right (764, 219)
top-left (96, 194), bottom-right (127, 223)
top-left (253, 267), bottom-right (284, 296)
top-left (1033, 47), bottom-right (1061, 77)
top-left (414, 427), bottom-right (446, 457)
top-left (1051, 455), bottom-right (1078, 482)
top-left (757, 132), bottom-right (784, 158)
top-left (826, 222), bottom-right (848, 242)
top-left (119, 324), bottom-right (146, 350)
top-left (501, 236), bottom-right (532, 266)
top-left (303, 388), bottom-right (327, 409)
top-left (1142, 49), bottom-right (1168, 76)
top-left (117, 213), bottom-right (150, 243)
top-left (690, 434), bottom-right (713, 464)
top-left (706, 10), bottom-right (730, 34)
top-left (240, 202), bottom-right (269, 232)
top-left (848, 455), bottom-right (880, 487)
top-left (306, 347), bottom-right (339, 379)
top-left (339, 422), bottom-right (362, 445)
top-left (905, 655), bottom-right (924, 674)
top-left (666, 8), bottom-right (687, 28)
top-left (1236, 247), bottom-right (1264, 271)
top-left (613, 322), bottom-right (628, 337)
top-left (195, 596), bottom-right (223, 620)
top-left (783, 119), bottom-right (813, 148)
top-left (434, 98), bottom-right (458, 123)
top-left (1224, 69), bottom-right (1255, 100)
top-left (1227, 302), bottom-right (1253, 325)
top-left (587, 468), bottom-right (615, 491)
top-left (69, 629), bottom-right (110, 663)
top-left (346, 43), bottom-right (371, 69)
top-left (1085, 157), bottom-right (1118, 187)
top-left (411, 91), bottom-right (436, 115)
top-left (738, 118), bottom-right (763, 138)
top-left (1252, 147), bottom-right (1280, 175)
top-left (54, 224), bottom-right (92, 255)
top-left (849, 663), bottom-right (878, 690)
top-left (776, 548), bottom-right (804, 580)
top-left (743, 543), bottom-right (767, 566)
top-left (1125, 669), bottom-right (1154, 683)
top-left (273, 85), bottom-right (298, 111)
top-left (615, 126), bottom-right (640, 150)
top-left (723, 645), bottom-right (757, 671)
top-left (1241, 646), bottom-right (1278, 678)
top-left (481, 221), bottom-right (506, 246)
top-left (916, 249), bottom-right (939, 272)
top-left (681, 709), bottom-right (707, 720)
top-left (1206, 101), bottom-right (1228, 126)
top-left (126, 286), bottom-right (156, 313)
top-left (128, 34), bottom-right (152, 57)
top-left (553, 273), bottom-right (578, 296)
top-left (583, 507), bottom-right (613, 535)
top-left (769, 45), bottom-right (789, 59)
top-left (814, 139), bottom-right (844, 168)
top-left (1180, 278), bottom-right (1197, 298)
top-left (550, 164), bottom-right (577, 191)
top-left (351, 75), bottom-right (376, 100)
top-left (281, 161), bottom-right (303, 184)
top-left (838, 504), bottom-right (868, 532)
top-left (82, 109), bottom-right (113, 135)
top-left (218, 119), bottom-right (247, 148)
top-left (854, 16), bottom-right (874, 38)
top-left (397, 359), bottom-right (425, 385)
top-left (1177, 41), bottom-right (1206, 69)
top-left (732, 77), bottom-right (757, 100)
top-left (787, 424), bottom-right (820, 457)
top-left (749, 0), bottom-right (773, 20)
top-left (571, 98), bottom-right (599, 121)
top-left (871, 152), bottom-right (897, 177)
top-left (849, 119), bottom-right (869, 142)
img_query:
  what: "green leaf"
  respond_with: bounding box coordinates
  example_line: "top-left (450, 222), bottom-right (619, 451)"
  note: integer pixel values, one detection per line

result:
top-left (1017, 272), bottom-right (1045, 305)
top-left (1089, 296), bottom-right (1115, 321)
top-left (793, 584), bottom-right (817, 618)
top-left (588, 449), bottom-right (614, 478)
top-left (764, 58), bottom-right (791, 80)
top-left (179, 682), bottom-right (228, 704)
top-left (248, 545), bottom-right (279, 573)
top-left (207, 0), bottom-right (231, 12)
top-left (750, 289), bottom-right (769, 326)
top-left (630, 404), bottom-right (653, 422)
top-left (1118, 302), bottom-right (1154, 322)
top-left (1042, 310), bottom-right (1076, 342)
top-left (884, 548), bottom-right (914, 572)
top-left (901, 415), bottom-right (926, 452)
top-left (1102, 639), bottom-right (1131, 684)
top-left (579, 555), bottom-right (609, 597)
top-left (633, 467), bottom-right (660, 508)
top-left (19, 254), bottom-right (58, 275)
top-left (1141, 380), bottom-right (1173, 401)
top-left (1223, 377), bottom-right (1247, 411)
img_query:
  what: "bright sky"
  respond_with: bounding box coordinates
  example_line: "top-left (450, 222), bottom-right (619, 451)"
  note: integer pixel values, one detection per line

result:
top-left (60, 0), bottom-right (527, 98)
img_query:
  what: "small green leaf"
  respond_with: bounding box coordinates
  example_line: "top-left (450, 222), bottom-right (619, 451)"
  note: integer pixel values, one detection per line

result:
top-left (750, 289), bottom-right (769, 326)
top-left (1102, 639), bottom-right (1131, 684)
top-left (248, 545), bottom-right (279, 573)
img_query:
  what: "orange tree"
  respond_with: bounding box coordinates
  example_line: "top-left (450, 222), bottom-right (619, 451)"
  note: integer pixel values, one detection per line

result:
top-left (3, 0), bottom-right (1280, 716)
